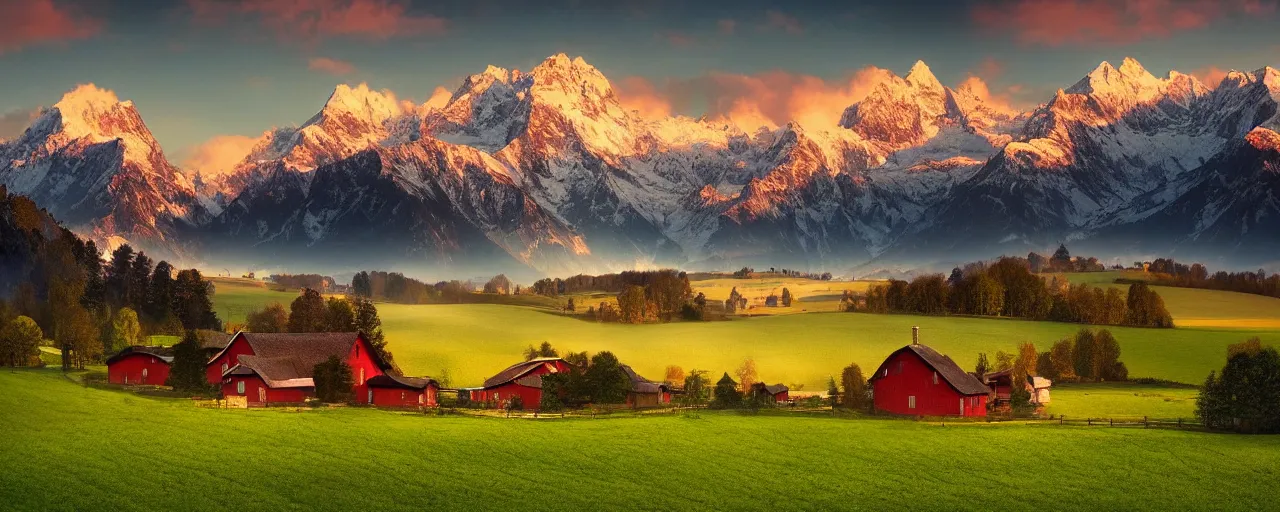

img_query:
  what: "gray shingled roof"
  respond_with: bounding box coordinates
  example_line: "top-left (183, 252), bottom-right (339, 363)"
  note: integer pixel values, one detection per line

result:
top-left (215, 332), bottom-right (391, 388)
top-left (366, 374), bottom-right (436, 390)
top-left (620, 364), bottom-right (667, 394)
top-left (481, 358), bottom-right (566, 389)
top-left (871, 344), bottom-right (991, 396)
top-left (105, 346), bottom-right (174, 365)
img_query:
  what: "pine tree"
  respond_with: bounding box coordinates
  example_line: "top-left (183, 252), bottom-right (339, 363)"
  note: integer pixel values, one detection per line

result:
top-left (711, 372), bottom-right (741, 409)
top-left (167, 331), bottom-right (208, 393)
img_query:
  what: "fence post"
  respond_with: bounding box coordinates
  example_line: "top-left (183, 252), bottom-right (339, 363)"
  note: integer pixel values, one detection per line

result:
top-left (1178, 418), bottom-right (1183, 429)
top-left (1110, 418), bottom-right (1113, 427)
top-left (1088, 418), bottom-right (1092, 426)
top-left (1144, 416), bottom-right (1148, 429)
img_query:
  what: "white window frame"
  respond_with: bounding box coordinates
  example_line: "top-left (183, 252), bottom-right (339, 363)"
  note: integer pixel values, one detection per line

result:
top-left (908, 396), bottom-right (916, 409)
top-left (236, 381), bottom-right (245, 394)
top-left (142, 368), bottom-right (148, 380)
top-left (960, 398), bottom-right (965, 414)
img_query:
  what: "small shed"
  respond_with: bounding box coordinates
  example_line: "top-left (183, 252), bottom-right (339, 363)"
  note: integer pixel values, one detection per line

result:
top-left (621, 364), bottom-right (671, 408)
top-left (367, 374), bottom-right (439, 407)
top-left (106, 346), bottom-right (173, 386)
top-left (751, 382), bottom-right (790, 403)
top-left (470, 358), bottom-right (572, 409)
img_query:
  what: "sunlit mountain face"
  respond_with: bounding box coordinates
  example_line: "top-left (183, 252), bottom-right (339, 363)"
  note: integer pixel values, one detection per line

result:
top-left (2, 0), bottom-right (1277, 278)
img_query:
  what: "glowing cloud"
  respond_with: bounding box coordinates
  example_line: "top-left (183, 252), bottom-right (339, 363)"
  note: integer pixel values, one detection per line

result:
top-left (973, 0), bottom-right (1275, 46)
top-left (616, 77), bottom-right (673, 121)
top-left (1190, 66), bottom-right (1231, 88)
top-left (0, 0), bottom-right (101, 54)
top-left (308, 57), bottom-right (355, 75)
top-left (424, 86), bottom-right (452, 110)
top-left (188, 0), bottom-right (447, 42)
top-left (178, 135), bottom-right (259, 178)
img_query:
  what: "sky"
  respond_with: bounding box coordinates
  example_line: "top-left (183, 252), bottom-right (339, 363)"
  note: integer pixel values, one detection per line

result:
top-left (1, 0), bottom-right (1278, 175)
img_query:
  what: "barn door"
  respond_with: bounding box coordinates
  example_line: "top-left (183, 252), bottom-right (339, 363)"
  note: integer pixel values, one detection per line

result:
top-left (258, 387), bottom-right (266, 403)
top-left (368, 389), bottom-right (373, 404)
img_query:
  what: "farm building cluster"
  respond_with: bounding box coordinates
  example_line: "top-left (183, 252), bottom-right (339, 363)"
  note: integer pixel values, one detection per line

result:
top-left (105, 327), bottom-right (1047, 415)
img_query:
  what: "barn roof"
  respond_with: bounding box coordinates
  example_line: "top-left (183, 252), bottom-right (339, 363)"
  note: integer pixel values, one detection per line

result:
top-left (366, 374), bottom-right (436, 390)
top-left (620, 364), bottom-right (667, 394)
top-left (216, 332), bottom-right (390, 388)
top-left (754, 383), bottom-right (789, 396)
top-left (481, 358), bottom-right (567, 389)
top-left (871, 344), bottom-right (991, 396)
top-left (105, 346), bottom-right (174, 365)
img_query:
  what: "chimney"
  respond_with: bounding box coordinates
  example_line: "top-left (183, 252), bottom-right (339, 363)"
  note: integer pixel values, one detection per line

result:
top-left (912, 326), bottom-right (920, 345)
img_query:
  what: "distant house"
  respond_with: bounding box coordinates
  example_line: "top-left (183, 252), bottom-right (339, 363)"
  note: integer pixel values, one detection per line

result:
top-left (106, 346), bottom-right (173, 386)
top-left (209, 332), bottom-right (393, 405)
top-left (751, 382), bottom-right (790, 403)
top-left (984, 370), bottom-right (1052, 407)
top-left (367, 374), bottom-right (439, 407)
top-left (621, 364), bottom-right (671, 408)
top-left (869, 329), bottom-right (989, 416)
top-left (470, 357), bottom-right (572, 409)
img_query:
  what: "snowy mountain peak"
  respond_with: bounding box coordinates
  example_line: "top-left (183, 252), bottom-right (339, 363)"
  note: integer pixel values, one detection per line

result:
top-left (1118, 57), bottom-right (1148, 77)
top-left (318, 83), bottom-right (402, 125)
top-left (905, 60), bottom-right (943, 92)
top-left (529, 53), bottom-right (613, 97)
top-left (49, 84), bottom-right (147, 143)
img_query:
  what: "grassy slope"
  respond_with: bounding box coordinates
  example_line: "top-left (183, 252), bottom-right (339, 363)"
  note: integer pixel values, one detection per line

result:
top-left (1054, 271), bottom-right (1280, 329)
top-left (1044, 383), bottom-right (1200, 419)
top-left (3, 370), bottom-right (1277, 511)
top-left (207, 277), bottom-right (299, 325)
top-left (380, 304), bottom-right (1279, 389)
top-left (211, 274), bottom-right (1279, 389)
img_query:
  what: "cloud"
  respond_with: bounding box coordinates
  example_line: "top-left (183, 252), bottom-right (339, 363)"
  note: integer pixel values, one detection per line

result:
top-left (177, 135), bottom-right (259, 178)
top-left (188, 0), bottom-right (447, 43)
top-left (717, 19), bottom-right (737, 35)
top-left (974, 57), bottom-right (1005, 80)
top-left (308, 56), bottom-right (355, 75)
top-left (0, 0), bottom-right (102, 54)
top-left (616, 77), bottom-right (673, 121)
top-left (660, 31), bottom-right (696, 47)
top-left (0, 108), bottom-right (42, 141)
top-left (616, 67), bottom-right (895, 131)
top-left (956, 76), bottom-right (1021, 116)
top-left (763, 10), bottom-right (803, 35)
top-left (972, 0), bottom-right (1275, 46)
top-left (1189, 66), bottom-right (1231, 88)
top-left (424, 86), bottom-right (452, 110)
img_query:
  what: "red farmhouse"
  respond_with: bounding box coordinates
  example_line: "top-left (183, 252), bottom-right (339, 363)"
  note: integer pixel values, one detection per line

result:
top-left (470, 357), bottom-right (571, 409)
top-left (367, 374), bottom-right (439, 407)
top-left (106, 346), bottom-right (173, 386)
top-left (869, 337), bottom-right (989, 417)
top-left (621, 364), bottom-right (672, 408)
top-left (209, 332), bottom-right (392, 405)
top-left (751, 382), bottom-right (790, 403)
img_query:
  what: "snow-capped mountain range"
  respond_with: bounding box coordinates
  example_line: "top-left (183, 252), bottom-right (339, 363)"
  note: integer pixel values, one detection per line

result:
top-left (2, 55), bottom-right (1278, 278)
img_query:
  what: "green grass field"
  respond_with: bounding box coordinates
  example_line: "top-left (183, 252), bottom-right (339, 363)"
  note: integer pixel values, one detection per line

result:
top-left (207, 277), bottom-right (300, 325)
top-left (209, 274), bottom-right (1279, 390)
top-left (1043, 382), bottom-right (1200, 419)
top-left (3, 369), bottom-right (1277, 511)
top-left (1055, 271), bottom-right (1280, 329)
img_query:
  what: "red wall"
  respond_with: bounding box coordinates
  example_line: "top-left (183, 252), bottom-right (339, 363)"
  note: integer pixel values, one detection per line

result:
top-left (470, 360), bottom-right (571, 410)
top-left (207, 334), bottom-right (254, 385)
top-left (370, 386), bottom-right (438, 407)
top-left (774, 391), bottom-right (790, 402)
top-left (221, 375), bottom-right (311, 403)
top-left (107, 354), bottom-right (171, 386)
top-left (347, 336), bottom-right (385, 402)
top-left (872, 351), bottom-right (987, 417)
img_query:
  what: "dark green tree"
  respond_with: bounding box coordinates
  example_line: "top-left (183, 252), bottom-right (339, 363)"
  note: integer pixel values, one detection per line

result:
top-left (173, 269), bottom-right (220, 331)
top-left (167, 331), bottom-right (209, 393)
top-left (352, 298), bottom-right (392, 367)
top-left (841, 363), bottom-right (869, 410)
top-left (711, 372), bottom-right (742, 409)
top-left (312, 355), bottom-right (354, 403)
top-left (1196, 345), bottom-right (1280, 433)
top-left (584, 351), bottom-right (630, 404)
top-left (288, 288), bottom-right (326, 332)
top-left (324, 297), bottom-right (356, 332)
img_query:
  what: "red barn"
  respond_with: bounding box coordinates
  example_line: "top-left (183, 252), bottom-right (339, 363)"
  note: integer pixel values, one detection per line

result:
top-left (621, 364), bottom-right (671, 408)
top-left (470, 358), bottom-right (571, 409)
top-left (367, 375), bottom-right (439, 407)
top-left (869, 341), bottom-right (989, 417)
top-left (106, 346), bottom-right (173, 386)
top-left (211, 332), bottom-right (392, 405)
top-left (751, 382), bottom-right (790, 403)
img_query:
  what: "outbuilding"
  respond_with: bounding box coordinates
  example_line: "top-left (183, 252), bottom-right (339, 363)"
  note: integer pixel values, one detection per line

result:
top-left (621, 364), bottom-right (671, 408)
top-left (869, 328), bottom-right (989, 417)
top-left (106, 346), bottom-right (173, 386)
top-left (366, 374), bottom-right (439, 407)
top-left (751, 382), bottom-right (790, 403)
top-left (211, 332), bottom-right (392, 405)
top-left (470, 357), bottom-right (571, 409)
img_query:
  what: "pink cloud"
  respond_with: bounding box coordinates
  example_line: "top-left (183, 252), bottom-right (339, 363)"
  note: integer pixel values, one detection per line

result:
top-left (717, 19), bottom-right (737, 35)
top-left (763, 10), bottom-right (803, 35)
top-left (178, 135), bottom-right (259, 178)
top-left (616, 67), bottom-right (895, 130)
top-left (1190, 66), bottom-right (1231, 88)
top-left (188, 0), bottom-right (447, 43)
top-left (308, 56), bottom-right (355, 75)
top-left (973, 0), bottom-right (1275, 46)
top-left (0, 0), bottom-right (102, 54)
top-left (423, 86), bottom-right (452, 110)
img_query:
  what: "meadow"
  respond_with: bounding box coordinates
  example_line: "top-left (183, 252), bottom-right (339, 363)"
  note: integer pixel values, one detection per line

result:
top-left (211, 274), bottom-right (1280, 391)
top-left (3, 369), bottom-right (1278, 511)
top-left (1053, 271), bottom-right (1280, 329)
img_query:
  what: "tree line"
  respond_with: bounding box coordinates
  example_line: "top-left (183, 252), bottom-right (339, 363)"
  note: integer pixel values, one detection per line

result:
top-left (243, 289), bottom-right (394, 368)
top-left (1138, 258), bottom-right (1280, 300)
top-left (350, 270), bottom-right (492, 304)
top-left (268, 274), bottom-right (335, 293)
top-left (730, 267), bottom-right (833, 280)
top-left (855, 256), bottom-right (1174, 328)
top-left (1197, 338), bottom-right (1280, 434)
top-left (1027, 244), bottom-right (1105, 273)
top-left (578, 270), bottom-right (695, 323)
top-left (531, 270), bottom-right (694, 298)
top-left (0, 187), bottom-right (221, 369)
